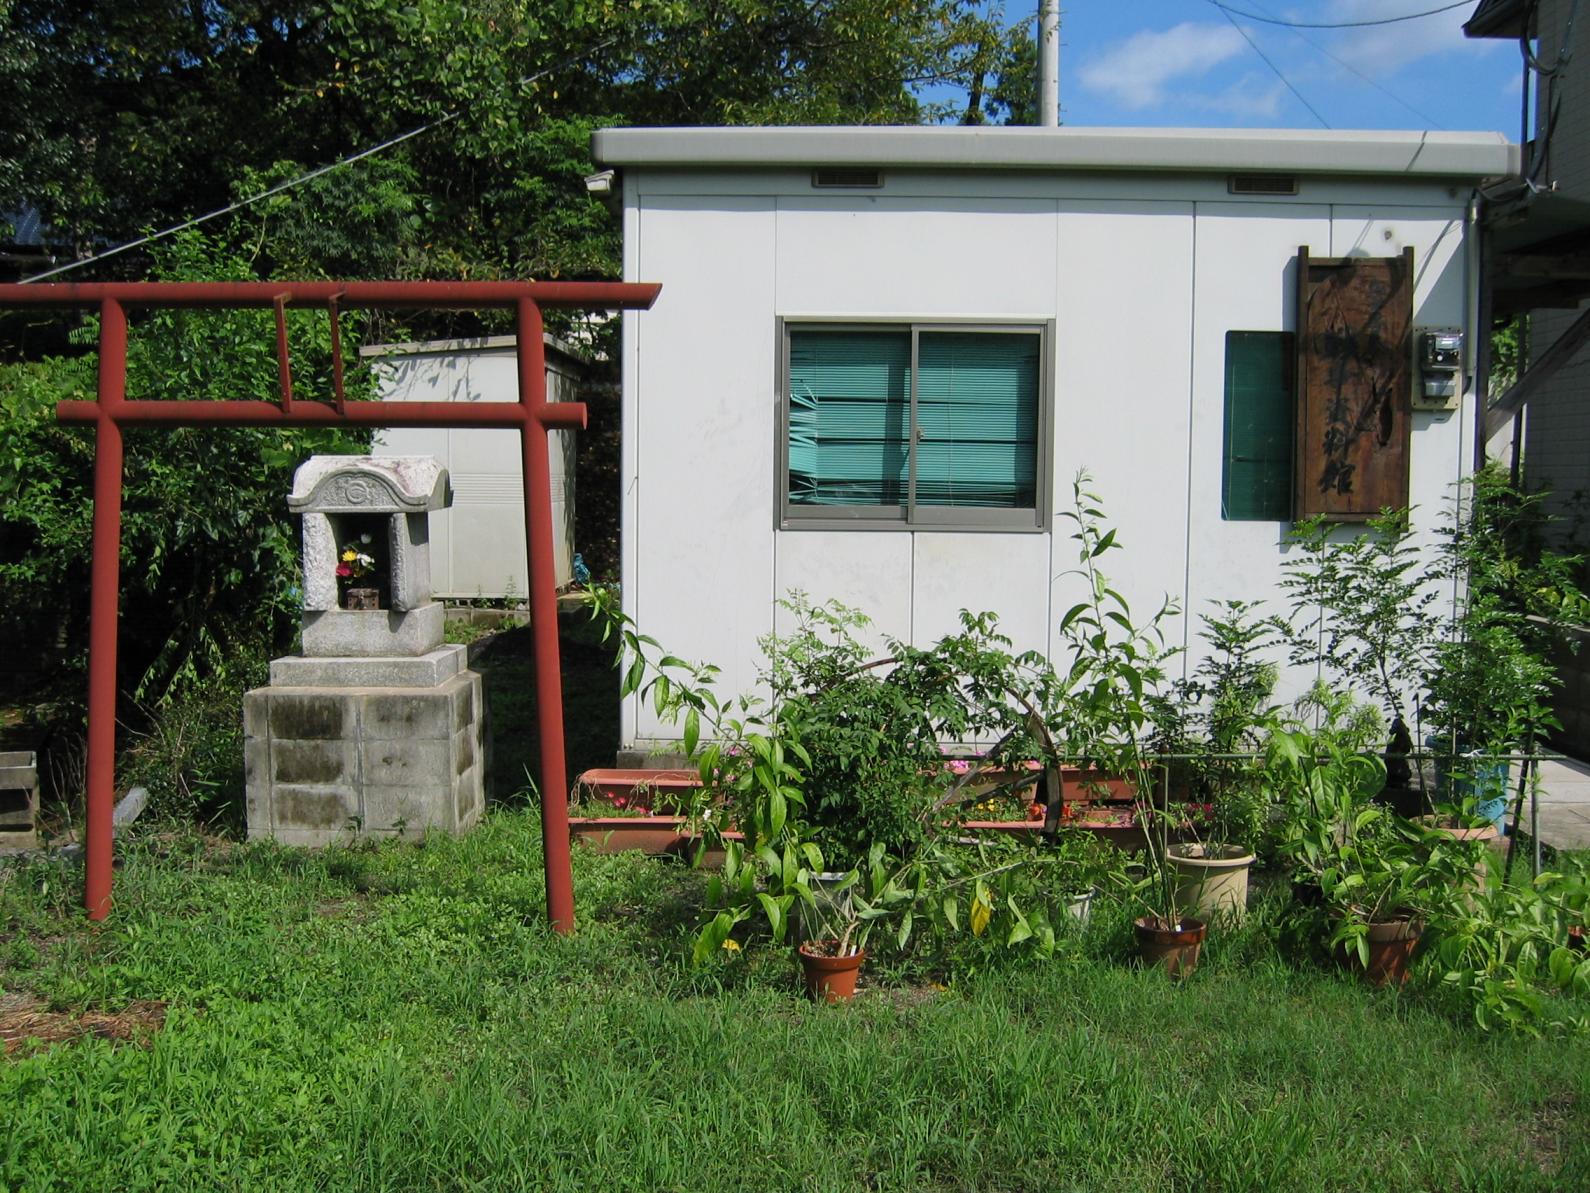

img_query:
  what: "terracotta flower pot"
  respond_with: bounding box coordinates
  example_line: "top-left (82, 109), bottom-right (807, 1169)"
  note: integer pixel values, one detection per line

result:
top-left (1346, 917), bottom-right (1422, 988)
top-left (1133, 915), bottom-right (1206, 978)
top-left (1168, 843), bottom-right (1255, 921)
top-left (798, 941), bottom-right (866, 1003)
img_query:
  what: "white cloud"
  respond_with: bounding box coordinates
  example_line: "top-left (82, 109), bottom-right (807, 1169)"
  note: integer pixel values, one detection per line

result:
top-left (1190, 77), bottom-right (1287, 122)
top-left (1077, 22), bottom-right (1248, 111)
top-left (1326, 0), bottom-right (1493, 73)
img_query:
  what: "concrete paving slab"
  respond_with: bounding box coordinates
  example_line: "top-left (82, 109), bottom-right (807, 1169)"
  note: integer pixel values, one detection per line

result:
top-left (1512, 756), bottom-right (1590, 853)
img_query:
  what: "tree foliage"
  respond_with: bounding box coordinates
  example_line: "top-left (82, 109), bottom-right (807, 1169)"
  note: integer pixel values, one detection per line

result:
top-left (0, 0), bottom-right (1039, 744)
top-left (0, 231), bottom-right (373, 709)
top-left (1, 1), bottom-right (1035, 286)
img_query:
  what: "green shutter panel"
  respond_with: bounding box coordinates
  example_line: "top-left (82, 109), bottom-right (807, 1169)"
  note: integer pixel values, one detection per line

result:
top-left (914, 332), bottom-right (1039, 508)
top-left (1222, 331), bottom-right (1294, 521)
top-left (788, 330), bottom-right (910, 506)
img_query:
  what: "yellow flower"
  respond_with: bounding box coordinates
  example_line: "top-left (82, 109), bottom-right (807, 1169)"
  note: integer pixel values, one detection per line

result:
top-left (341, 549), bottom-right (357, 562)
top-left (721, 938), bottom-right (741, 952)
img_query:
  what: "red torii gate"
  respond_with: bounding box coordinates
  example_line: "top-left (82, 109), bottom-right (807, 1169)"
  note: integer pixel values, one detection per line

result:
top-left (0, 280), bottom-right (661, 932)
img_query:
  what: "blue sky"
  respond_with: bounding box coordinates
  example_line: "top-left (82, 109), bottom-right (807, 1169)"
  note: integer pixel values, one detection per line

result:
top-left (1026, 1), bottom-right (1524, 136)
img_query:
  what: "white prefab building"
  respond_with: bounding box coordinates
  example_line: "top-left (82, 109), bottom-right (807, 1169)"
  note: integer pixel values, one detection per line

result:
top-left (592, 126), bottom-right (1519, 755)
top-left (367, 335), bottom-right (583, 596)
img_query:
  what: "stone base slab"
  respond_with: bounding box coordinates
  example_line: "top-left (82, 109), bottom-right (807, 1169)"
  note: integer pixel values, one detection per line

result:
top-left (300, 601), bottom-right (444, 658)
top-left (244, 668), bottom-right (484, 846)
top-left (269, 643), bottom-right (466, 688)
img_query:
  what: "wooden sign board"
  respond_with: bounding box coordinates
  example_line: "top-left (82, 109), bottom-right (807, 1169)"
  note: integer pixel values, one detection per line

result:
top-left (1294, 247), bottom-right (1413, 520)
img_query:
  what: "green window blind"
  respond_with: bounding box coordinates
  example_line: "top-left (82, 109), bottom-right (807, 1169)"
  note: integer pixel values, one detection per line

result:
top-left (788, 327), bottom-right (1039, 512)
top-left (1222, 331), bottom-right (1294, 521)
top-left (916, 331), bottom-right (1038, 508)
top-left (788, 329), bottom-right (910, 506)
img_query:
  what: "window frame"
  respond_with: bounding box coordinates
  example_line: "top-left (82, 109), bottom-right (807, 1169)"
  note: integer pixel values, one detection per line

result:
top-left (776, 317), bottom-right (1053, 533)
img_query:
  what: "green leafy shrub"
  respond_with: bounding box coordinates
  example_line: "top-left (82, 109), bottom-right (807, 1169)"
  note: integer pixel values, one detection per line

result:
top-left (0, 228), bottom-right (373, 714)
top-left (121, 658), bottom-right (268, 827)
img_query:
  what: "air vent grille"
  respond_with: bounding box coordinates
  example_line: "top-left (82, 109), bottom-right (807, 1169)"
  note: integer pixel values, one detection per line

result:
top-left (1229, 173), bottom-right (1299, 196)
top-left (812, 168), bottom-right (883, 189)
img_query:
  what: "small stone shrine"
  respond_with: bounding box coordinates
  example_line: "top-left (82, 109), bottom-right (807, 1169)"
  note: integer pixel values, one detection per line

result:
top-left (245, 456), bottom-right (485, 845)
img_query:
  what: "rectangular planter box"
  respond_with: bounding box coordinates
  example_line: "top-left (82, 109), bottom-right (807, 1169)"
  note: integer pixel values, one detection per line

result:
top-left (578, 764), bottom-right (1139, 810)
top-left (573, 768), bottom-right (700, 812)
top-left (959, 817), bottom-right (1148, 852)
top-left (568, 815), bottom-right (742, 866)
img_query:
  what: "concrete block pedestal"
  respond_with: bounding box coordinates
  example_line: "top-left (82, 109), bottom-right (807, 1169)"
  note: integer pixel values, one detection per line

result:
top-left (245, 647), bottom-right (484, 846)
top-left (245, 456), bottom-right (485, 846)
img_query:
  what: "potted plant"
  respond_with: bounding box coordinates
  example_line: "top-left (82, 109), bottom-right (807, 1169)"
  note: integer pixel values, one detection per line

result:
top-left (587, 588), bottom-right (1063, 992)
top-left (1043, 827), bottom-right (1124, 928)
top-left (1150, 600), bottom-right (1281, 921)
top-left (1269, 694), bottom-right (1481, 986)
top-left (1422, 470), bottom-right (1587, 829)
top-left (1046, 474), bottom-right (1201, 973)
top-left (1278, 509), bottom-right (1443, 817)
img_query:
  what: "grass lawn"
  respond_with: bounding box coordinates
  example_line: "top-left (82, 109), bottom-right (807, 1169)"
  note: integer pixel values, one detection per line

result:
top-left (1, 813), bottom-right (1587, 1191)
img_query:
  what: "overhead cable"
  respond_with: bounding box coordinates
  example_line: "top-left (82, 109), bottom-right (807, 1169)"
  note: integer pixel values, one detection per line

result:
top-left (1229, 0), bottom-right (1445, 127)
top-left (22, 38), bottom-right (616, 283)
top-left (1207, 1), bottom-right (1472, 29)
top-left (1216, 6), bottom-right (1331, 127)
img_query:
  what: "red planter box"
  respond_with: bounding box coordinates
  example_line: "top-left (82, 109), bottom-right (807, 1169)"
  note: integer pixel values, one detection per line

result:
top-left (573, 768), bottom-right (700, 812)
top-left (567, 815), bottom-right (742, 865)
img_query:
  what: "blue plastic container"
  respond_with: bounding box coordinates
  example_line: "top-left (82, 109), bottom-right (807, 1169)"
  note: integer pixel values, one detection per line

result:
top-left (1430, 742), bottom-right (1510, 829)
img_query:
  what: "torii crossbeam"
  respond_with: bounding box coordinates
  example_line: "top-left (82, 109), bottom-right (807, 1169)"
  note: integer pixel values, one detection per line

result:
top-left (0, 280), bottom-right (661, 932)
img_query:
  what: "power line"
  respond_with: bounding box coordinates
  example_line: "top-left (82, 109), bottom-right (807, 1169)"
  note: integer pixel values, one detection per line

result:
top-left (22, 39), bottom-right (616, 284)
top-left (1207, 1), bottom-right (1472, 29)
top-left (1217, 6), bottom-right (1331, 128)
top-left (1226, 0), bottom-right (1446, 128)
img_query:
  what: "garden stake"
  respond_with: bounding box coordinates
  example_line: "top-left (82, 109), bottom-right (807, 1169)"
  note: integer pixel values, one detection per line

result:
top-left (1532, 761), bottom-right (1542, 879)
top-left (1502, 750), bottom-right (1536, 885)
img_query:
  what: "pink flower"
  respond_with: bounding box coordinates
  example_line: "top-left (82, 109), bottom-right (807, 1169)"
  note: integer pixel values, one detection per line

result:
top-left (335, 563), bottom-right (352, 577)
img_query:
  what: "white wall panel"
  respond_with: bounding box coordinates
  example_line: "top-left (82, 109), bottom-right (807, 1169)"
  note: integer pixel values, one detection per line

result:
top-left (1048, 201), bottom-right (1195, 674)
top-left (372, 344), bottom-right (577, 597)
top-left (772, 531), bottom-right (913, 659)
top-left (912, 532), bottom-right (1051, 655)
top-left (619, 172), bottom-right (1475, 750)
top-left (628, 197), bottom-right (777, 746)
top-left (774, 196), bottom-right (1057, 316)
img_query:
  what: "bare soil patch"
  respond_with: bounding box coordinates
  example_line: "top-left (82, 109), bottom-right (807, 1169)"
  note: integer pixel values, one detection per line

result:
top-left (0, 992), bottom-right (167, 1056)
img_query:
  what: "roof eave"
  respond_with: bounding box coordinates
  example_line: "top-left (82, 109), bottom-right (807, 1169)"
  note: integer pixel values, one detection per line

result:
top-left (592, 126), bottom-right (1521, 182)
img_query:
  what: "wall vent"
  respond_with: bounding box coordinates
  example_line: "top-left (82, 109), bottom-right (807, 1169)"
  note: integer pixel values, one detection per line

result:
top-left (1229, 173), bottom-right (1299, 196)
top-left (812, 168), bottom-right (883, 189)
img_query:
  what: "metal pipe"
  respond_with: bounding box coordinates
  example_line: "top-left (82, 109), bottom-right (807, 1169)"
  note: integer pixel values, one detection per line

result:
top-left (328, 297), bottom-right (346, 413)
top-left (0, 280), bottom-right (662, 310)
top-left (57, 399), bottom-right (588, 428)
top-left (85, 298), bottom-right (127, 919)
top-left (273, 295), bottom-right (294, 410)
top-left (516, 298), bottom-right (577, 934)
top-left (1038, 0), bottom-right (1061, 127)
